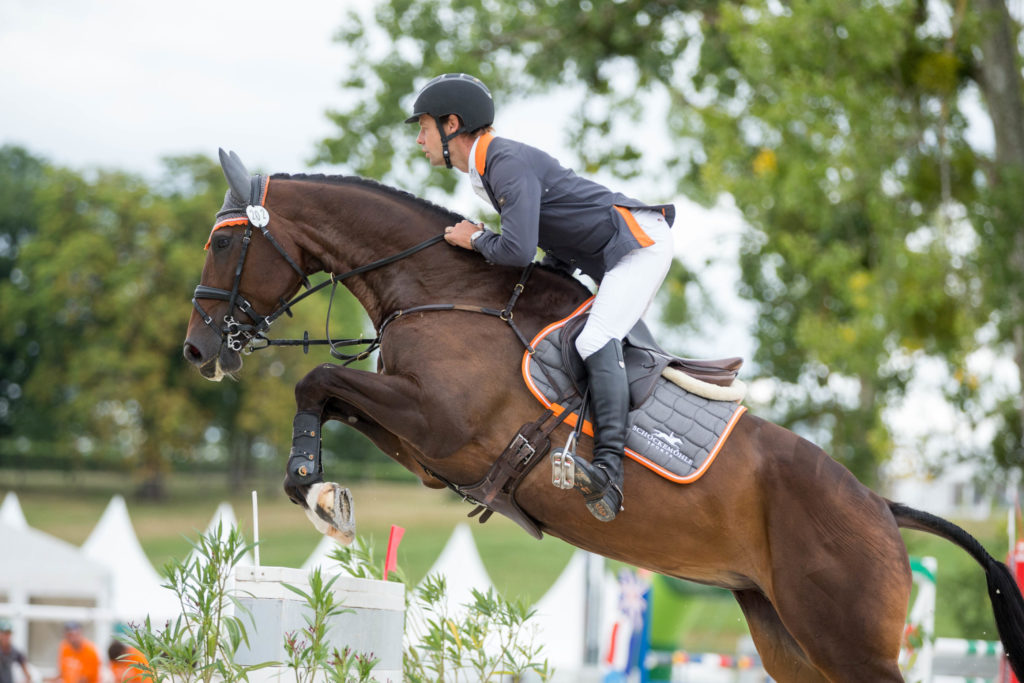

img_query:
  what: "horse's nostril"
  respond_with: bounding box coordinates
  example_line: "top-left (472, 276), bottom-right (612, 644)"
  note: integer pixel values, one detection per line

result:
top-left (184, 342), bottom-right (203, 363)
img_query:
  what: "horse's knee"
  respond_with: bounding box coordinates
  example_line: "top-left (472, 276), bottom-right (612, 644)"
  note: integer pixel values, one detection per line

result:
top-left (294, 363), bottom-right (337, 408)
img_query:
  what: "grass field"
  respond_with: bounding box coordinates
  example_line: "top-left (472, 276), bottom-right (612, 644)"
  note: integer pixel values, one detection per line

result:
top-left (2, 471), bottom-right (578, 603)
top-left (2, 468), bottom-right (1013, 651)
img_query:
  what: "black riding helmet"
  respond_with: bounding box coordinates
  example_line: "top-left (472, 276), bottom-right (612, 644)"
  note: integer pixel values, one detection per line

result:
top-left (405, 73), bottom-right (494, 169)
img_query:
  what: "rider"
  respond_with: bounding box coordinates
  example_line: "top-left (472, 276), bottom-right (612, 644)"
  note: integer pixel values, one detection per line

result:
top-left (406, 73), bottom-right (676, 522)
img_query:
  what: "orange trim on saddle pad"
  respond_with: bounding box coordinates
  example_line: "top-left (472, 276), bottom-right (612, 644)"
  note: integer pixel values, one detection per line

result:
top-left (521, 299), bottom-right (746, 484)
top-left (204, 176), bottom-right (271, 249)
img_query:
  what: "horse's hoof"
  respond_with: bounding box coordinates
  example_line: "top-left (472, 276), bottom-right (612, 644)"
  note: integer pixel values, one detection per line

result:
top-left (303, 482), bottom-right (356, 544)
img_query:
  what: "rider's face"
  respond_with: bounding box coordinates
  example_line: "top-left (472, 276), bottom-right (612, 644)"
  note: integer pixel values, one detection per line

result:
top-left (416, 115), bottom-right (460, 167)
top-left (415, 115), bottom-right (445, 166)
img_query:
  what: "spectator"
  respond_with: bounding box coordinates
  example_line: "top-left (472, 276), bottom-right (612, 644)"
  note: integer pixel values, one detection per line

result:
top-left (49, 623), bottom-right (98, 683)
top-left (106, 641), bottom-right (148, 683)
top-left (0, 619), bottom-right (31, 683)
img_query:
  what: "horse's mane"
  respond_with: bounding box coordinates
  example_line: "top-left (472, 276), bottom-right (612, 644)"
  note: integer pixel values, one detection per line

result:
top-left (271, 173), bottom-right (466, 225)
top-left (272, 173), bottom-right (590, 298)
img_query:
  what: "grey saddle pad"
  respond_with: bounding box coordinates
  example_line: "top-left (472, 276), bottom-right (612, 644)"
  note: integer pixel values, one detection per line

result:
top-left (523, 305), bottom-right (747, 483)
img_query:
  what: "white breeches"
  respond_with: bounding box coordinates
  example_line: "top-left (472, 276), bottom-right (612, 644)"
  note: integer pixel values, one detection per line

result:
top-left (575, 209), bottom-right (675, 360)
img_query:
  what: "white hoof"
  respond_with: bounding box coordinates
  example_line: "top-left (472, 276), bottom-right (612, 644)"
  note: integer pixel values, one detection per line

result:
top-left (304, 482), bottom-right (356, 545)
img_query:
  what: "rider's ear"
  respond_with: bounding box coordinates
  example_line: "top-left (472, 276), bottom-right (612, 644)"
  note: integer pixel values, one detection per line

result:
top-left (444, 114), bottom-right (463, 135)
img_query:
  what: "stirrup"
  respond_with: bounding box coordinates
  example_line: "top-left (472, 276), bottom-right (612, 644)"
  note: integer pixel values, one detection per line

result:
top-left (551, 431), bottom-right (578, 490)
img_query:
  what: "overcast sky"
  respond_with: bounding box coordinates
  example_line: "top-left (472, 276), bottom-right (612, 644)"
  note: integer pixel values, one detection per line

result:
top-left (0, 0), bottom-right (355, 176)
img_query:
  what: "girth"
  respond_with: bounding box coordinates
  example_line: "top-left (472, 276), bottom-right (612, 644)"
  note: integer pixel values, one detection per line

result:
top-left (423, 404), bottom-right (576, 540)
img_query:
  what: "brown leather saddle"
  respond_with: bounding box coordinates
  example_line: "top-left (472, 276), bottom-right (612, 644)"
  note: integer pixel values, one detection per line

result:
top-left (559, 314), bottom-right (743, 409)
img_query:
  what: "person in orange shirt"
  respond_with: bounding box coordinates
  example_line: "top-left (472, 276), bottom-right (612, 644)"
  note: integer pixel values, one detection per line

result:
top-left (53, 623), bottom-right (99, 683)
top-left (106, 641), bottom-right (148, 683)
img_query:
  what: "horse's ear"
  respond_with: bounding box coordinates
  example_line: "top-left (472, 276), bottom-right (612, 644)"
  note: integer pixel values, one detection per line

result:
top-left (218, 148), bottom-right (251, 202)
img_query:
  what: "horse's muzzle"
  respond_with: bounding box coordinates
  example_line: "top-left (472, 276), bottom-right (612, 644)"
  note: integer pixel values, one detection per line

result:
top-left (183, 335), bottom-right (242, 381)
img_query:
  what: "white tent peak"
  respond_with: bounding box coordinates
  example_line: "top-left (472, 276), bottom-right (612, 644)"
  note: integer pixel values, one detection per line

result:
top-left (1, 491), bottom-right (28, 530)
top-left (81, 495), bottom-right (180, 622)
top-left (420, 523), bottom-right (495, 611)
top-left (205, 501), bottom-right (239, 535)
top-left (190, 501), bottom-right (254, 567)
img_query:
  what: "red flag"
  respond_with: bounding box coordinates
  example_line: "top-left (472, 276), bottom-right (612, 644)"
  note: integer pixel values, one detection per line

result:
top-left (384, 525), bottom-right (405, 580)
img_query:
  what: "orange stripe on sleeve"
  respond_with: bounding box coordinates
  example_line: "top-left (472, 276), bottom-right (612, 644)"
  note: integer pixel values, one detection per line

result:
top-left (614, 206), bottom-right (654, 248)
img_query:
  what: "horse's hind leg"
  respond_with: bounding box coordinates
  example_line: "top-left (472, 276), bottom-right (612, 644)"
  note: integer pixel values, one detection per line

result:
top-left (733, 589), bottom-right (829, 682)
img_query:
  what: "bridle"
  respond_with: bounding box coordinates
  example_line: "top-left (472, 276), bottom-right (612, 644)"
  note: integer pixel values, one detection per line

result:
top-left (191, 176), bottom-right (532, 364)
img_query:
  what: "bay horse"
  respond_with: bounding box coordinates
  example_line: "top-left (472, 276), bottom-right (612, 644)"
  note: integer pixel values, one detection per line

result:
top-left (183, 151), bottom-right (1024, 682)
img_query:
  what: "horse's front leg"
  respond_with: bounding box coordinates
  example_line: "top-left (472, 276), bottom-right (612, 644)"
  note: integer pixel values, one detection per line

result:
top-left (283, 363), bottom-right (444, 542)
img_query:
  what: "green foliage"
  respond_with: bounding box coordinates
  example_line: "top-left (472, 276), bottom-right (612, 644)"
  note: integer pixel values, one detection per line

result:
top-left (331, 535), bottom-right (552, 682)
top-left (0, 151), bottom-right (374, 487)
top-left (403, 575), bottom-right (552, 683)
top-left (319, 0), bottom-right (1024, 484)
top-left (123, 524), bottom-right (266, 683)
top-left (281, 569), bottom-right (380, 683)
top-left (124, 525), bottom-right (381, 683)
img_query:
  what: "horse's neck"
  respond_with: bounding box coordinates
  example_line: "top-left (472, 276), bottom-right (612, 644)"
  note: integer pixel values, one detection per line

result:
top-left (278, 179), bottom-right (503, 326)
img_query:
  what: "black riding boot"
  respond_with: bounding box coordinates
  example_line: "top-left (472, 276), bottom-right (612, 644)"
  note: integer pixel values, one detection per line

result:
top-left (573, 339), bottom-right (628, 522)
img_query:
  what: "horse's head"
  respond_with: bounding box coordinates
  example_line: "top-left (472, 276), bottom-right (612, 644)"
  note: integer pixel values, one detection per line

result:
top-left (183, 150), bottom-right (311, 380)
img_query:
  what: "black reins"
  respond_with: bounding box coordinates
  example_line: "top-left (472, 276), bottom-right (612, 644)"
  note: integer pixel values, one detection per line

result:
top-left (192, 204), bottom-right (536, 364)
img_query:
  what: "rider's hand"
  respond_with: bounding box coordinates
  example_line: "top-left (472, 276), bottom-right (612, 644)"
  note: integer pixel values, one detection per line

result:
top-left (444, 219), bottom-right (482, 250)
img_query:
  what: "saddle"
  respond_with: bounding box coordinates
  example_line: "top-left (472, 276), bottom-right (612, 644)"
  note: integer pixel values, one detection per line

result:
top-left (440, 299), bottom-right (747, 539)
top-left (557, 314), bottom-right (744, 409)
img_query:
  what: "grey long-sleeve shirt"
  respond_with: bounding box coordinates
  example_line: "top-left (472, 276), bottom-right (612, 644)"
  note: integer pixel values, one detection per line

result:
top-left (469, 135), bottom-right (675, 282)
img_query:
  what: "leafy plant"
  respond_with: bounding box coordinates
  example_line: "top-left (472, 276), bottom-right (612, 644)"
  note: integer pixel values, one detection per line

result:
top-left (282, 567), bottom-right (380, 683)
top-left (331, 536), bottom-right (552, 682)
top-left (123, 526), bottom-right (550, 683)
top-left (122, 523), bottom-right (267, 683)
top-left (403, 575), bottom-right (552, 683)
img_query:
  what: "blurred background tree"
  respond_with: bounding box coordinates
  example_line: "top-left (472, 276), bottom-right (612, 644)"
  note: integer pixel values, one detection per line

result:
top-left (317, 0), bottom-right (1023, 486)
top-left (0, 148), bottom-right (371, 496)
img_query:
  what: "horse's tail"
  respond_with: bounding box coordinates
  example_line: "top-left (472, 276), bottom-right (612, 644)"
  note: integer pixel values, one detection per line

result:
top-left (890, 500), bottom-right (1024, 677)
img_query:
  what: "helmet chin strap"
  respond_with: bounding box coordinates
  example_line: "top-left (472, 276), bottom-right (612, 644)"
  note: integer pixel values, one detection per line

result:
top-left (435, 115), bottom-right (465, 170)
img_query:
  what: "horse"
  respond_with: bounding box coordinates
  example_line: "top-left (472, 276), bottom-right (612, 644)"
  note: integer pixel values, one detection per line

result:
top-left (183, 150), bottom-right (1024, 682)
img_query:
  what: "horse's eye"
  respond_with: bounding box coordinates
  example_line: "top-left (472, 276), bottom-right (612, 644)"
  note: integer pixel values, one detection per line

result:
top-left (214, 235), bottom-right (231, 251)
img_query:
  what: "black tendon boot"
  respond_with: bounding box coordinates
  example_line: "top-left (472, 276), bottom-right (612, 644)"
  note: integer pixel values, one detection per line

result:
top-left (573, 339), bottom-right (628, 521)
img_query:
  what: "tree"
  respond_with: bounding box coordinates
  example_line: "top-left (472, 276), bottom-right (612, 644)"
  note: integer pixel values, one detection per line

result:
top-left (317, 0), bottom-right (1023, 485)
top-left (0, 153), bottom-right (370, 493)
top-left (0, 146), bottom-right (47, 449)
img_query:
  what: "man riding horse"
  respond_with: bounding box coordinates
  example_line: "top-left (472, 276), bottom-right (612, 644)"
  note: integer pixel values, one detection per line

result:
top-left (406, 73), bottom-right (677, 521)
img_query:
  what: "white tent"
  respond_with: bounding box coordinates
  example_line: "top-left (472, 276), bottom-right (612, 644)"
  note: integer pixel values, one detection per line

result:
top-left (0, 491), bottom-right (28, 530)
top-left (529, 550), bottom-right (621, 676)
top-left (418, 523), bottom-right (495, 610)
top-left (404, 523), bottom-right (496, 651)
top-left (81, 495), bottom-right (180, 623)
top-left (0, 521), bottom-right (114, 667)
top-left (187, 502), bottom-right (254, 567)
